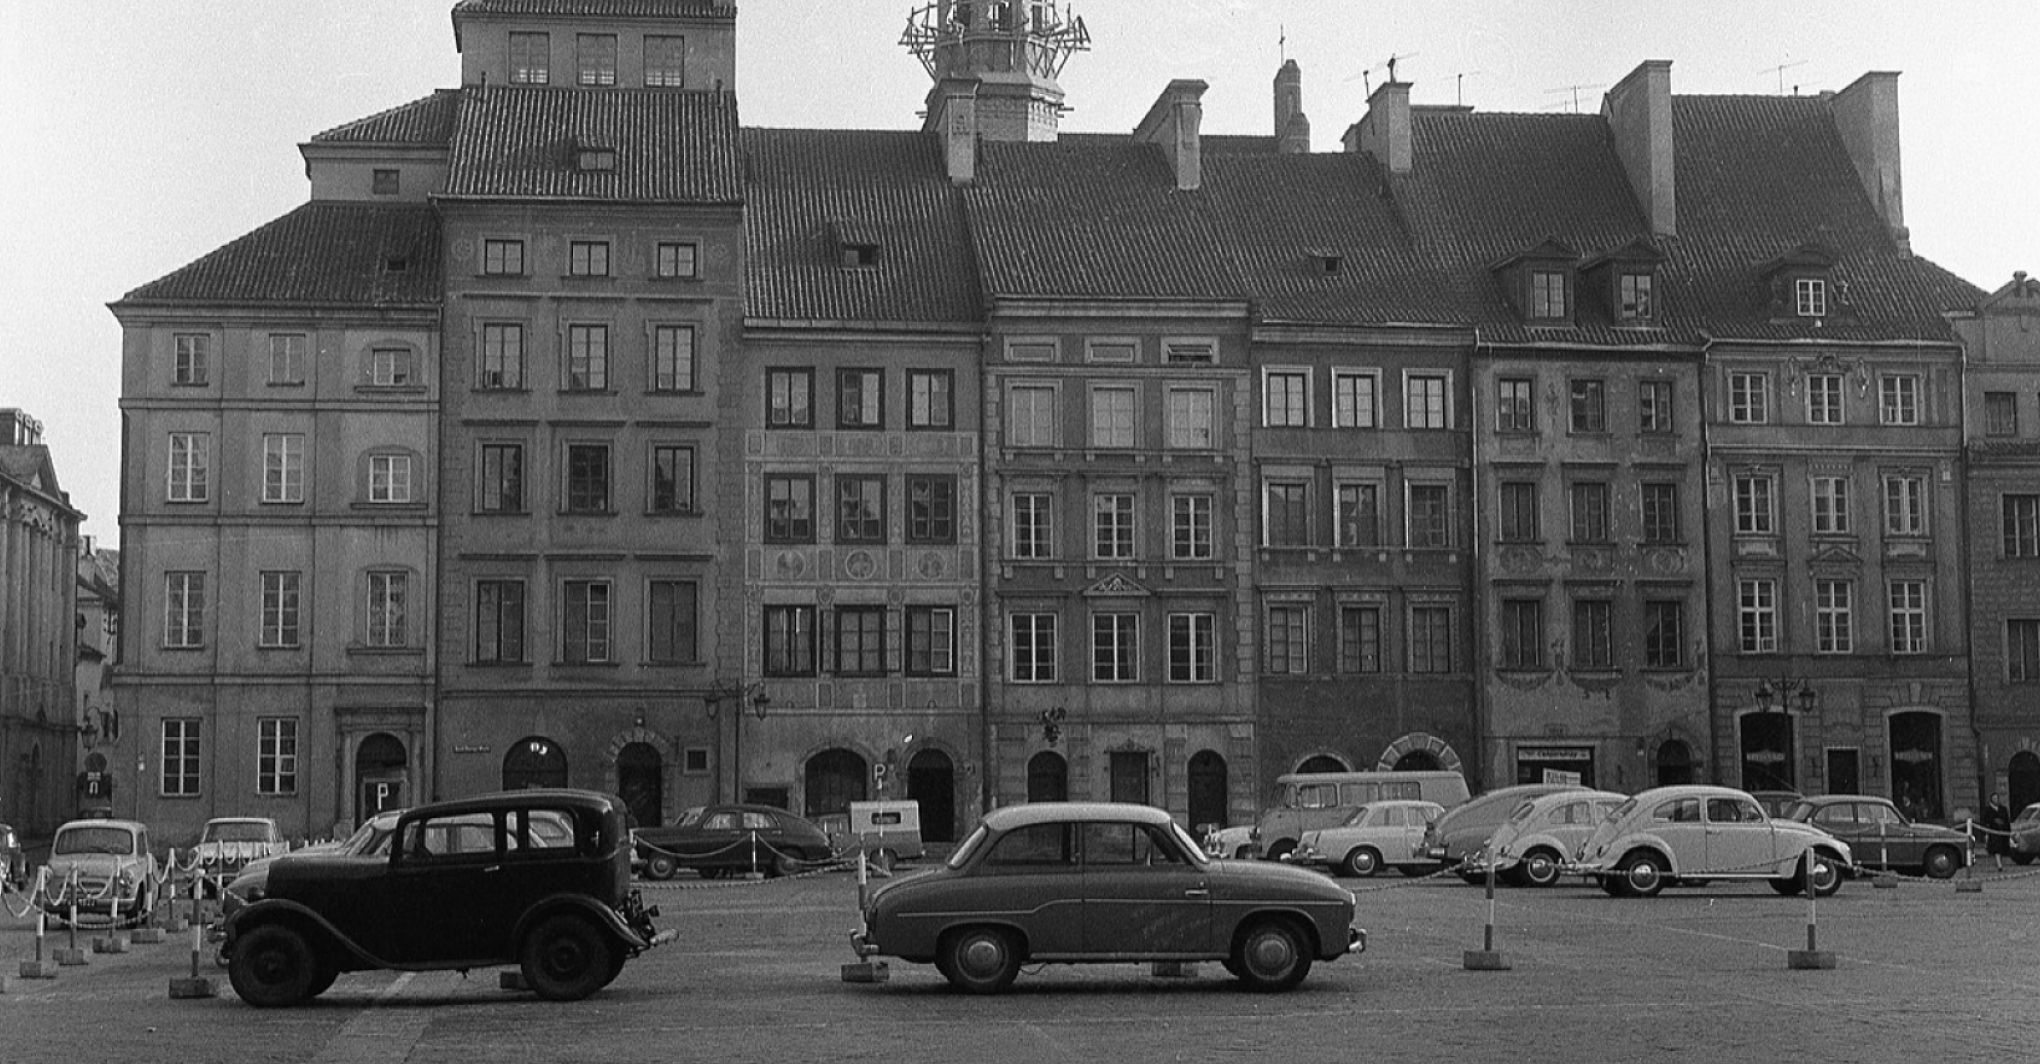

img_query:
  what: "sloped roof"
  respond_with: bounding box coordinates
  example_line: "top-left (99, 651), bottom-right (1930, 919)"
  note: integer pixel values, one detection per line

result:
top-left (0, 445), bottom-right (79, 515)
top-left (116, 203), bottom-right (441, 307)
top-left (309, 91), bottom-right (461, 146)
top-left (443, 87), bottom-right (741, 203)
top-left (743, 128), bottom-right (981, 327)
top-left (452, 0), bottom-right (732, 18)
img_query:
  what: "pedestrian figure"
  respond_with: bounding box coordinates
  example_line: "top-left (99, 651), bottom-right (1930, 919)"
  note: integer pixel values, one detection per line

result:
top-left (1981, 792), bottom-right (2012, 871)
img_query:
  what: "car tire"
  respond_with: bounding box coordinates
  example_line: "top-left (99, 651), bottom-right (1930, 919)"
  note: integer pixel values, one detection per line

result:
top-left (1620, 852), bottom-right (1667, 898)
top-left (770, 852), bottom-right (802, 878)
top-left (519, 914), bottom-right (616, 1002)
top-left (228, 924), bottom-right (319, 1008)
top-left (1520, 849), bottom-right (1563, 888)
top-left (1231, 918), bottom-right (1312, 993)
top-left (1768, 877), bottom-right (1801, 895)
top-left (873, 848), bottom-right (898, 873)
top-left (306, 964), bottom-right (339, 1000)
top-left (940, 927), bottom-right (1021, 994)
top-left (1341, 847), bottom-right (1382, 878)
top-left (1265, 839), bottom-right (1297, 862)
top-left (1921, 845), bottom-right (1961, 880)
top-left (1232, 844), bottom-right (1255, 860)
top-left (645, 853), bottom-right (679, 880)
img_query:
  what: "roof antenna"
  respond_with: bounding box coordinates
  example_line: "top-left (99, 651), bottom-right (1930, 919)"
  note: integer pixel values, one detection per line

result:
top-left (1452, 70), bottom-right (1482, 107)
top-left (1760, 59), bottom-right (1808, 95)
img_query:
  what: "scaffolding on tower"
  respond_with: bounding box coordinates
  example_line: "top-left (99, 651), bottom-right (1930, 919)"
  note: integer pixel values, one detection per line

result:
top-left (900, 1), bottom-right (1090, 82)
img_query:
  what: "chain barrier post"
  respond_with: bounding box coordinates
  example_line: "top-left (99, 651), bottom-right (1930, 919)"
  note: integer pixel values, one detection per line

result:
top-left (1872, 819), bottom-right (1897, 889)
top-left (1956, 818), bottom-right (1983, 893)
top-left (95, 878), bottom-right (131, 954)
top-left (1786, 851), bottom-right (1836, 969)
top-left (55, 872), bottom-right (88, 966)
top-left (841, 846), bottom-right (889, 983)
top-left (19, 869), bottom-right (59, 980)
top-left (748, 830), bottom-right (760, 879)
top-left (1463, 846), bottom-right (1511, 970)
top-left (167, 917), bottom-right (216, 999)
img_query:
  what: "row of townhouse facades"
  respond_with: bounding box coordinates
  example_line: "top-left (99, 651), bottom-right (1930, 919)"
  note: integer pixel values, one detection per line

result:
top-left (106, 0), bottom-right (2040, 846)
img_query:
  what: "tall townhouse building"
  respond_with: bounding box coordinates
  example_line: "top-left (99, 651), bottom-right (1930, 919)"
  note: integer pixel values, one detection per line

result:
top-left (1, 409), bottom-right (84, 833)
top-left (1953, 272), bottom-right (2040, 813)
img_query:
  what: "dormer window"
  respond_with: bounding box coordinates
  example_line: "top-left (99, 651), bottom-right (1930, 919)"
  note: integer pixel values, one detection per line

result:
top-left (841, 243), bottom-right (879, 268)
top-left (1796, 277), bottom-right (1828, 317)
top-left (1619, 272), bottom-right (1654, 320)
top-left (575, 144), bottom-right (617, 172)
top-left (829, 218), bottom-right (880, 269)
top-left (372, 169), bottom-right (400, 196)
top-left (1530, 270), bottom-right (1568, 320)
top-left (1493, 237), bottom-right (1580, 325)
top-left (1759, 242), bottom-right (1841, 322)
top-left (1308, 248), bottom-right (1344, 276)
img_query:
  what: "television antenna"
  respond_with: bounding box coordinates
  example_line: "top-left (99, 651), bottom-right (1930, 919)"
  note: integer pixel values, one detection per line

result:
top-left (1761, 59), bottom-right (1808, 94)
top-left (1346, 51), bottom-right (1418, 95)
top-left (1544, 82), bottom-right (1603, 113)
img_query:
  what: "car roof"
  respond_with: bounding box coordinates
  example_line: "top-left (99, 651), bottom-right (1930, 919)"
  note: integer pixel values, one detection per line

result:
top-left (1522, 789), bottom-right (1625, 808)
top-left (1625, 785), bottom-right (1763, 802)
top-left (403, 788), bottom-right (618, 820)
top-left (1791, 794), bottom-right (1884, 806)
top-left (980, 802), bottom-right (1176, 831)
top-left (57, 818), bottom-right (148, 832)
top-left (204, 816), bottom-right (277, 825)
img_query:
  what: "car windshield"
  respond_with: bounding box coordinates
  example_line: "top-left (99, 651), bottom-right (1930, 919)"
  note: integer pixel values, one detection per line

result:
top-left (1341, 807), bottom-right (1371, 827)
top-left (1167, 821), bottom-right (1212, 867)
top-left (1507, 801), bottom-right (1538, 825)
top-left (204, 822), bottom-right (273, 842)
top-left (676, 807), bottom-right (707, 828)
top-left (1782, 801), bottom-right (1815, 820)
top-left (55, 826), bottom-right (137, 856)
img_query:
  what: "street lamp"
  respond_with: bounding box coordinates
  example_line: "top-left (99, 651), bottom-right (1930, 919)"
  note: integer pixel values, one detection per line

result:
top-left (1753, 678), bottom-right (1817, 715)
top-left (704, 680), bottom-right (770, 803)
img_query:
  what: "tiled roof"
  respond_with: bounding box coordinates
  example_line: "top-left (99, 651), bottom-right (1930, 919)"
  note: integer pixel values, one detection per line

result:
top-left (743, 128), bottom-right (981, 326)
top-left (116, 204), bottom-right (441, 306)
top-left (443, 87), bottom-right (741, 203)
top-left (309, 91), bottom-right (461, 146)
top-left (0, 446), bottom-right (78, 513)
top-left (452, 0), bottom-right (732, 18)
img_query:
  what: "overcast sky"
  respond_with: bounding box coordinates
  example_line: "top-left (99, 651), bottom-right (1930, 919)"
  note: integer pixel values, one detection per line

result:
top-left (4, 0), bottom-right (2035, 545)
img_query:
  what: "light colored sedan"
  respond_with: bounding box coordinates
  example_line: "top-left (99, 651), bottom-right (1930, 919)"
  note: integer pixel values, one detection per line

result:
top-left (1572, 785), bottom-right (1852, 898)
top-left (1289, 800), bottom-right (1446, 878)
top-left (1468, 790), bottom-right (1626, 887)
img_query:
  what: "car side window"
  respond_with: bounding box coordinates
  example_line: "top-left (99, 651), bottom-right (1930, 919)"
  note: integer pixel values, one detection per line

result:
top-left (1706, 798), bottom-right (1752, 823)
top-left (1377, 807), bottom-right (1406, 828)
top-left (1813, 805), bottom-right (1854, 827)
top-left (1083, 822), bottom-right (1181, 866)
top-left (984, 823), bottom-right (1074, 866)
top-left (703, 812), bottom-right (741, 831)
top-left (1298, 784), bottom-right (1335, 810)
top-left (1862, 803), bottom-right (1901, 827)
top-left (741, 812), bottom-right (777, 831)
top-left (1656, 798), bottom-right (1700, 823)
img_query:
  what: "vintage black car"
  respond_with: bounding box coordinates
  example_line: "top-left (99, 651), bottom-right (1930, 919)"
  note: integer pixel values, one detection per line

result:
top-left (220, 789), bottom-right (669, 1006)
top-left (633, 803), bottom-right (835, 879)
top-left (851, 802), bottom-right (1364, 993)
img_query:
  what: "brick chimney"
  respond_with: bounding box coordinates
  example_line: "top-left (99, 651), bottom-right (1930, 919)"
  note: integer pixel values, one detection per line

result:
top-left (924, 77), bottom-right (979, 185)
top-left (1134, 79), bottom-right (1208, 191)
top-left (1829, 71), bottom-right (1908, 250)
top-left (1344, 80), bottom-right (1411, 174)
top-left (1274, 59), bottom-right (1310, 154)
top-left (1603, 60), bottom-right (1676, 237)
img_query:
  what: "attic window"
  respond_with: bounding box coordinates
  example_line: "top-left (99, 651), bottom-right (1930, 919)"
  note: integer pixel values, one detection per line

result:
top-left (1163, 338), bottom-right (1217, 364)
top-left (1530, 269), bottom-right (1569, 320)
top-left (1796, 277), bottom-right (1828, 317)
top-left (372, 169), bottom-right (400, 196)
top-left (840, 243), bottom-right (880, 269)
top-left (384, 257), bottom-right (409, 273)
top-left (1314, 252), bottom-right (1344, 276)
top-left (1619, 272), bottom-right (1654, 320)
top-left (576, 145), bottom-right (617, 172)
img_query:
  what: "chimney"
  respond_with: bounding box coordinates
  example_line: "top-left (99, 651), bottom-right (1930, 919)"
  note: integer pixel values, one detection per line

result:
top-left (924, 77), bottom-right (979, 185)
top-left (1347, 80), bottom-right (1411, 174)
top-left (1274, 59), bottom-right (1311, 154)
top-left (1830, 71), bottom-right (1908, 250)
top-left (1134, 79), bottom-right (1209, 190)
top-left (1603, 60), bottom-right (1677, 237)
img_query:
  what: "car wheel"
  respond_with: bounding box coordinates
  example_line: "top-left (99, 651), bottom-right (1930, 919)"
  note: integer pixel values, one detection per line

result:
top-left (1921, 845), bottom-right (1961, 880)
top-left (228, 924), bottom-right (319, 1008)
top-left (1231, 918), bottom-right (1312, 992)
top-left (1265, 839), bottom-right (1297, 862)
top-left (1520, 849), bottom-right (1563, 888)
top-left (1620, 852), bottom-right (1667, 898)
top-left (1341, 847), bottom-right (1382, 878)
top-left (770, 851), bottom-right (802, 877)
top-left (873, 848), bottom-right (898, 873)
top-left (519, 914), bottom-right (616, 1002)
top-left (940, 927), bottom-right (1021, 994)
top-left (306, 964), bottom-right (339, 1000)
top-left (1807, 852), bottom-right (1842, 897)
top-left (645, 854), bottom-right (679, 880)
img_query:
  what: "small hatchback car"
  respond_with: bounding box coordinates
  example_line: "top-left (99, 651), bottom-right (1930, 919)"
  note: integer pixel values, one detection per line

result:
top-left (1572, 785), bottom-right (1853, 898)
top-left (43, 818), bottom-right (158, 926)
top-left (852, 802), bottom-right (1363, 993)
top-left (1288, 799), bottom-right (1446, 878)
top-left (220, 789), bottom-right (669, 1006)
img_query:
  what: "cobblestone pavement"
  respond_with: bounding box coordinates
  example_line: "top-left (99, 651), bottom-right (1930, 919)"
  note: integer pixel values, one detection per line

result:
top-left (3, 865), bottom-right (2034, 1063)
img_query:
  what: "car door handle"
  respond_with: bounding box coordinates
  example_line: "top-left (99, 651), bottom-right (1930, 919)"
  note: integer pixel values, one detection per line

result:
top-left (1184, 888), bottom-right (1210, 899)
top-left (483, 865), bottom-right (502, 874)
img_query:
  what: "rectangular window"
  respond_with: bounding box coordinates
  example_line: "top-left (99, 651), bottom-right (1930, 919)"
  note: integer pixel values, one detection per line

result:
top-left (479, 443), bottom-right (524, 513)
top-left (1336, 483), bottom-right (1381, 548)
top-left (650, 445), bottom-right (693, 513)
top-left (1092, 613), bottom-right (1138, 682)
top-left (1734, 473), bottom-right (1775, 536)
top-left (1644, 600), bottom-right (1684, 668)
top-left (1163, 337), bottom-right (1216, 363)
top-left (1410, 605), bottom-right (1453, 673)
top-left (165, 571), bottom-right (205, 648)
top-left (1888, 580), bottom-right (1928, 654)
top-left (257, 718), bottom-right (298, 796)
top-left (1807, 374), bottom-right (1846, 425)
top-left (1338, 606), bottom-right (1382, 674)
top-left (174, 333), bottom-right (210, 385)
top-left (566, 324), bottom-right (609, 390)
top-left (1811, 476), bottom-right (1852, 535)
top-left (1093, 493), bottom-right (1136, 559)
top-left (475, 580), bottom-right (526, 664)
top-left (908, 606), bottom-right (956, 676)
top-left (765, 474), bottom-right (815, 543)
top-left (168, 432), bottom-right (209, 502)
top-left (1265, 605), bottom-right (1307, 675)
top-left (577, 33), bottom-right (617, 86)
top-left (1264, 370), bottom-right (1308, 427)
top-left (655, 241), bottom-right (699, 278)
top-left (1008, 384), bottom-right (1057, 446)
top-left (1569, 481), bottom-right (1610, 543)
top-left (835, 606), bottom-right (887, 676)
top-left (1729, 372), bottom-right (1770, 424)
top-left (1264, 480), bottom-right (1309, 547)
top-left (568, 240), bottom-right (611, 277)
top-left (907, 475), bottom-right (956, 544)
top-left (644, 34), bottom-right (686, 87)
top-left (481, 323), bottom-right (525, 388)
top-left (259, 571), bottom-right (301, 649)
top-left (1408, 483), bottom-right (1450, 548)
top-left (1405, 372), bottom-right (1449, 429)
top-left (562, 580), bottom-right (613, 664)
top-left (368, 454), bottom-right (412, 503)
top-left (161, 719), bottom-right (200, 797)
top-left (565, 444), bottom-right (610, 513)
top-left (838, 369), bottom-right (884, 429)
top-left (1172, 494), bottom-right (1212, 560)
top-left (262, 434), bottom-right (304, 503)
top-left (269, 334), bottom-right (306, 385)
top-left (1006, 338), bottom-right (1057, 362)
top-left (1010, 613), bottom-right (1057, 683)
top-left (1086, 338), bottom-right (1137, 363)
top-left (1530, 270), bottom-right (1567, 319)
top-left (1619, 273), bottom-right (1653, 319)
top-left (834, 474), bottom-right (885, 544)
top-left (483, 238), bottom-right (526, 276)
top-left (1012, 493), bottom-right (1053, 559)
top-left (1090, 386), bottom-right (1136, 448)
top-left (1738, 578), bottom-right (1778, 653)
top-left (647, 580), bottom-right (697, 664)
top-left (509, 31), bottom-right (549, 84)
top-left (2009, 619), bottom-right (2040, 683)
top-left (651, 325), bottom-right (695, 392)
top-left (1883, 473), bottom-right (1927, 536)
top-left (1501, 599), bottom-right (1544, 669)
top-left (369, 347), bottom-right (412, 387)
top-left (372, 168), bottom-right (400, 196)
top-left (1167, 387), bottom-right (1214, 449)
top-left (1984, 392), bottom-right (2019, 437)
top-left (767, 369), bottom-right (813, 428)
top-left (1816, 579), bottom-right (1854, 654)
top-left (1167, 612), bottom-right (1215, 683)
top-left (1333, 371), bottom-right (1379, 429)
top-left (909, 370), bottom-right (954, 429)
top-left (1796, 277), bottom-right (1828, 317)
top-left (366, 571), bottom-right (407, 648)
top-left (1499, 482), bottom-right (1539, 542)
top-left (1880, 375), bottom-right (1921, 425)
top-left (1573, 599), bottom-right (1613, 669)
top-left (1496, 377), bottom-right (1534, 433)
top-left (1638, 379), bottom-right (1673, 434)
top-left (1569, 379), bottom-right (1606, 433)
top-left (2006, 494), bottom-right (2040, 558)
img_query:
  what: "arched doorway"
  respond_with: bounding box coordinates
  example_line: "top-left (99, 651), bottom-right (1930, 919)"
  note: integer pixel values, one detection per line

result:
top-left (906, 749), bottom-right (957, 843)
top-left (1187, 750), bottom-right (1228, 831)
top-left (1738, 713), bottom-right (1794, 792)
top-left (1392, 749), bottom-right (1443, 771)
top-left (1296, 754), bottom-right (1348, 774)
top-left (2009, 751), bottom-right (2040, 817)
top-left (617, 742), bottom-right (663, 827)
top-left (1655, 739), bottom-right (1696, 786)
top-left (1889, 712), bottom-right (1944, 821)
top-left (1027, 751), bottom-right (1067, 802)
top-left (803, 748), bottom-right (867, 820)
top-left (355, 732), bottom-right (408, 824)
top-left (503, 736), bottom-right (568, 790)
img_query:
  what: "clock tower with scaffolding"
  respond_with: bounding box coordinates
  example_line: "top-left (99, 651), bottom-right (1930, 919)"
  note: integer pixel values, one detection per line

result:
top-left (902, 1), bottom-right (1089, 152)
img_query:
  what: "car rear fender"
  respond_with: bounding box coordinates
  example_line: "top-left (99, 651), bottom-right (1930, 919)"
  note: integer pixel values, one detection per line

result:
top-left (1619, 842), bottom-right (1678, 876)
top-left (511, 893), bottom-right (651, 952)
